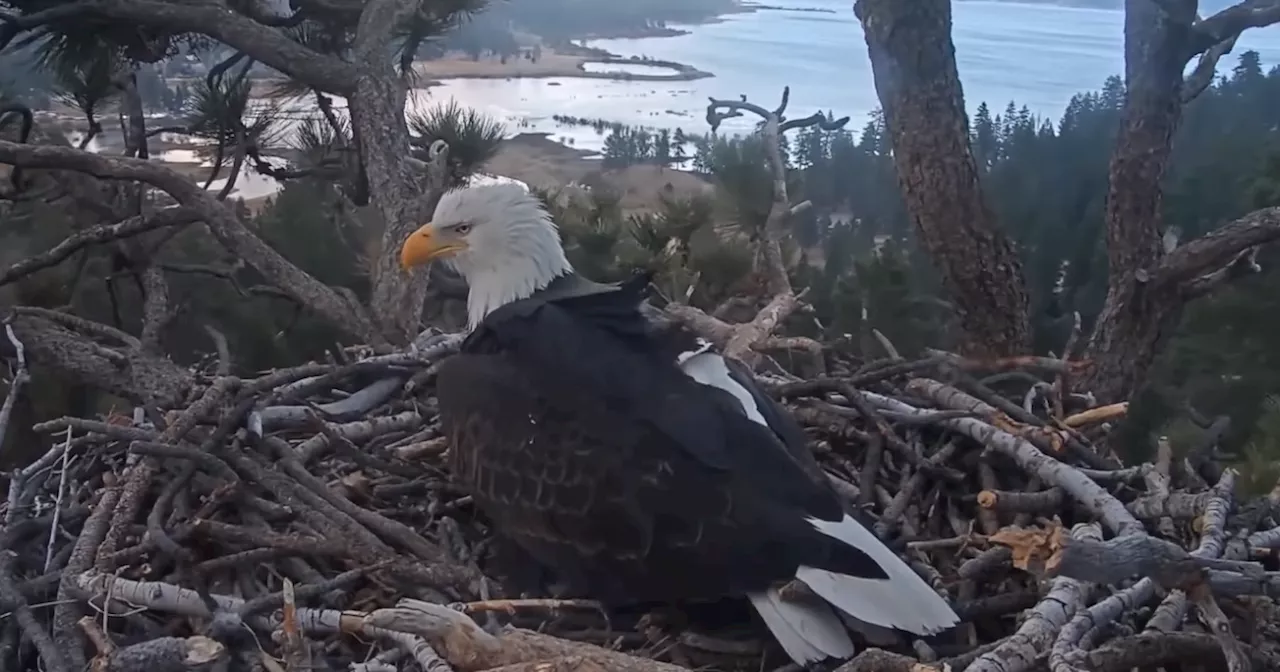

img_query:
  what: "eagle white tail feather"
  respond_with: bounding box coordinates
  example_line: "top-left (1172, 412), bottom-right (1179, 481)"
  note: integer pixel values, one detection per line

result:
top-left (800, 515), bottom-right (960, 634)
top-left (835, 611), bottom-right (901, 646)
top-left (747, 588), bottom-right (855, 665)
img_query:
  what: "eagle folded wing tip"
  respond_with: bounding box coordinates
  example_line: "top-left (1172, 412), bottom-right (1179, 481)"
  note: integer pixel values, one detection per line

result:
top-left (747, 587), bottom-right (855, 664)
top-left (800, 515), bottom-right (960, 634)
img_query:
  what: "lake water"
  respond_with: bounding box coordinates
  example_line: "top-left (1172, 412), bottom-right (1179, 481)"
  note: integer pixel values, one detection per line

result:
top-left (416, 0), bottom-right (1280, 152)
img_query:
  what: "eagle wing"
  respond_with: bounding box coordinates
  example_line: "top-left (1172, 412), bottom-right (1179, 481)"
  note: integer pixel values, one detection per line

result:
top-left (465, 294), bottom-right (833, 511)
top-left (437, 298), bottom-right (884, 603)
top-left (437, 348), bottom-right (749, 602)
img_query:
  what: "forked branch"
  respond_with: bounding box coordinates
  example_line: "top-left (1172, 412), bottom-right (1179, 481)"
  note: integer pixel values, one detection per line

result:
top-left (0, 139), bottom-right (383, 345)
top-left (665, 88), bottom-right (845, 367)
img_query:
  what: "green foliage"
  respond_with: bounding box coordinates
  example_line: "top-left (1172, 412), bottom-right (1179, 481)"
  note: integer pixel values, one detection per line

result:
top-left (407, 98), bottom-right (508, 186)
top-left (256, 181), bottom-right (369, 292)
top-left (293, 114), bottom-right (351, 163)
top-left (48, 52), bottom-right (121, 134)
top-left (156, 178), bottom-right (369, 373)
top-left (1236, 396), bottom-right (1280, 498)
top-left (0, 44), bottom-right (52, 106)
top-left (600, 125), bottom-right (699, 169)
top-left (692, 134), bottom-right (777, 245)
top-left (184, 72), bottom-right (282, 149)
top-left (392, 0), bottom-right (488, 73)
top-left (12, 7), bottom-right (138, 76)
top-left (535, 184), bottom-right (751, 307)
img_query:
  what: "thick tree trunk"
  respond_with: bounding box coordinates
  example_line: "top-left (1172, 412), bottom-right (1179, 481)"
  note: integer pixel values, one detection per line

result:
top-left (1079, 0), bottom-right (1196, 403)
top-left (853, 0), bottom-right (1031, 358)
top-left (350, 0), bottom-right (449, 344)
top-left (350, 80), bottom-right (431, 345)
top-left (350, 1), bottom-right (425, 345)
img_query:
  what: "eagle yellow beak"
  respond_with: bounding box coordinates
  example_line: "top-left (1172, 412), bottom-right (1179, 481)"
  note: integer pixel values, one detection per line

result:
top-left (400, 222), bottom-right (466, 269)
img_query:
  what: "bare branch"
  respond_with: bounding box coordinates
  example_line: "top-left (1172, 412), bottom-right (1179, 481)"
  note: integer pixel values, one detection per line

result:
top-left (5, 311), bottom-right (193, 405)
top-left (0, 207), bottom-right (201, 288)
top-left (965, 523), bottom-right (1100, 672)
top-left (0, 140), bottom-right (383, 344)
top-left (1154, 206), bottom-right (1280, 288)
top-left (138, 266), bottom-right (173, 353)
top-left (2, 0), bottom-right (358, 95)
top-left (1184, 246), bottom-right (1263, 299)
top-left (780, 112), bottom-right (850, 133)
top-left (1182, 33), bottom-right (1240, 102)
top-left (704, 86), bottom-right (842, 297)
top-left (1088, 632), bottom-right (1277, 671)
top-left (0, 322), bottom-right (30, 459)
top-left (1192, 0), bottom-right (1280, 55)
top-left (657, 89), bottom-right (846, 369)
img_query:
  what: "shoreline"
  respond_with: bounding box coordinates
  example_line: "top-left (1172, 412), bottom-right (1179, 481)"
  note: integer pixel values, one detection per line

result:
top-left (405, 2), bottom-right (836, 84)
top-left (252, 1), bottom-right (844, 92)
top-left (561, 2), bottom-right (757, 40)
top-left (248, 43), bottom-right (713, 97)
top-left (411, 49), bottom-right (714, 84)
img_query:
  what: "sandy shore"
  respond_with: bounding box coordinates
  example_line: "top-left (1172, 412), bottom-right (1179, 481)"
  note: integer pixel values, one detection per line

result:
top-left (411, 47), bottom-right (712, 83)
top-left (485, 133), bottom-right (713, 214)
top-left (147, 132), bottom-right (713, 216)
top-left (244, 47), bottom-right (710, 97)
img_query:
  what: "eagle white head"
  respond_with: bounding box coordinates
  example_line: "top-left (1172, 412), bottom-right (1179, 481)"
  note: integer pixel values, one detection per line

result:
top-left (399, 183), bottom-right (574, 328)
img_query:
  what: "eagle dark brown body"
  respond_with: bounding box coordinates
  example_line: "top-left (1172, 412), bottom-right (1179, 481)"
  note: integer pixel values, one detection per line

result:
top-left (437, 279), bottom-right (850, 601)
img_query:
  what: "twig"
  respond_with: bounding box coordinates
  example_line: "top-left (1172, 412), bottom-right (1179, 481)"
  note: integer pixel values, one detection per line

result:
top-left (0, 321), bottom-right (30, 473)
top-left (0, 550), bottom-right (73, 672)
top-left (44, 425), bottom-right (73, 572)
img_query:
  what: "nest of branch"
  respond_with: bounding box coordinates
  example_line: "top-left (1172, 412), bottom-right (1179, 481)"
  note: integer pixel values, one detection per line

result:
top-left (2, 334), bottom-right (1280, 672)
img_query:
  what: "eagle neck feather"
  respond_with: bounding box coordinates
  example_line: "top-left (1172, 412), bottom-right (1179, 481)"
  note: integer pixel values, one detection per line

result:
top-left (464, 220), bottom-right (573, 329)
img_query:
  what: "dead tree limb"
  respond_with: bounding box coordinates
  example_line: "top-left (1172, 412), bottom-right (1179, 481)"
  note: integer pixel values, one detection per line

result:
top-left (0, 140), bottom-right (383, 345)
top-left (0, 207), bottom-right (203, 288)
top-left (665, 88), bottom-right (841, 366)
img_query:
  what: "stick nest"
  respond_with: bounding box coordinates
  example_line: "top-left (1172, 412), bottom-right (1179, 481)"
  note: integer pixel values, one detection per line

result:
top-left (3, 334), bottom-right (1280, 672)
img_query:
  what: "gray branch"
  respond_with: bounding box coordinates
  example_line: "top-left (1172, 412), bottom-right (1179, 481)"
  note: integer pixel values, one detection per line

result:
top-left (1191, 0), bottom-right (1280, 55)
top-left (0, 140), bottom-right (383, 345)
top-left (8, 0), bottom-right (358, 95)
top-left (966, 524), bottom-right (1102, 672)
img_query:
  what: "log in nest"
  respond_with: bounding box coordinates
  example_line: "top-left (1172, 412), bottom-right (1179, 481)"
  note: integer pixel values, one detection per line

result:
top-left (2, 332), bottom-right (1279, 672)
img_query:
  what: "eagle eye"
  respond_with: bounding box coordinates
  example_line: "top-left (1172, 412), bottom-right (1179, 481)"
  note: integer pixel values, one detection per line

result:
top-left (454, 222), bottom-right (472, 235)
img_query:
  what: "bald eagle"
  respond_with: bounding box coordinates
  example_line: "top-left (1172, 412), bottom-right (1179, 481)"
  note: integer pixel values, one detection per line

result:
top-left (400, 183), bottom-right (958, 665)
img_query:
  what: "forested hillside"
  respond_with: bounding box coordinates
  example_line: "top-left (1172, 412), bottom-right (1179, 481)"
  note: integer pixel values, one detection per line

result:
top-left (577, 51), bottom-right (1280, 473)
